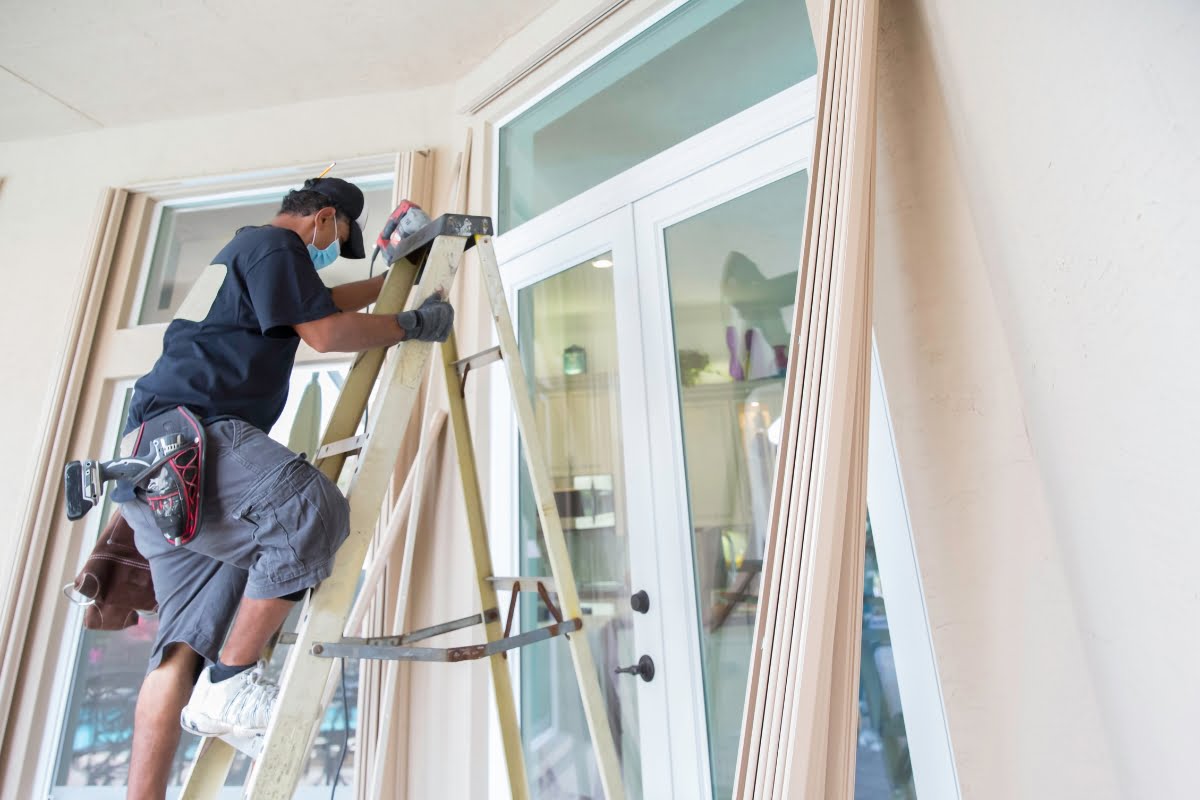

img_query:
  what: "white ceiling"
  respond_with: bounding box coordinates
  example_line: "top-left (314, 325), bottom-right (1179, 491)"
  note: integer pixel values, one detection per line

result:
top-left (0, 0), bottom-right (557, 143)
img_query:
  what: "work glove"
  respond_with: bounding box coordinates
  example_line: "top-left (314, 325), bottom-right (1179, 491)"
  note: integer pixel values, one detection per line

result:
top-left (397, 294), bottom-right (455, 342)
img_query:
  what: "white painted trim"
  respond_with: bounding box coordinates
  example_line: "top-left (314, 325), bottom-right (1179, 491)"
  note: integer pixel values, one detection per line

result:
top-left (128, 153), bottom-right (402, 197)
top-left (126, 199), bottom-right (166, 328)
top-left (462, 0), bottom-right (636, 115)
top-left (867, 340), bottom-right (961, 800)
top-left (485, 280), bottom-right (523, 800)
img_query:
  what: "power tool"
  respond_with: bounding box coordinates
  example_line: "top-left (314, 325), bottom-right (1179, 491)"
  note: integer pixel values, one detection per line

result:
top-left (369, 200), bottom-right (432, 271)
top-left (64, 406), bottom-right (207, 545)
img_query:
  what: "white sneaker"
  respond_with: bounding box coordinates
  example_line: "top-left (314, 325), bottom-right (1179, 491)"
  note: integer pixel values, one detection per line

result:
top-left (181, 663), bottom-right (279, 738)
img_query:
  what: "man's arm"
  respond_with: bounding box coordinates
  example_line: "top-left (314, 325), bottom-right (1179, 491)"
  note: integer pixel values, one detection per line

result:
top-left (294, 311), bottom-right (404, 353)
top-left (294, 295), bottom-right (454, 353)
top-left (329, 273), bottom-right (386, 312)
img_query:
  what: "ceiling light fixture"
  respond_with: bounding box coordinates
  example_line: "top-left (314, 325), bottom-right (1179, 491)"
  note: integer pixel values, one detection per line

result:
top-left (591, 258), bottom-right (613, 269)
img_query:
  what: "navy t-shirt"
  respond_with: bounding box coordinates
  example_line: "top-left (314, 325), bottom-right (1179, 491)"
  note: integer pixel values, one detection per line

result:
top-left (126, 225), bottom-right (339, 434)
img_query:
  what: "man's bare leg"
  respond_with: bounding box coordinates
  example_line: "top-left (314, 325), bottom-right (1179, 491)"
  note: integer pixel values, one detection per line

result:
top-left (219, 596), bottom-right (295, 665)
top-left (129, 643), bottom-right (200, 800)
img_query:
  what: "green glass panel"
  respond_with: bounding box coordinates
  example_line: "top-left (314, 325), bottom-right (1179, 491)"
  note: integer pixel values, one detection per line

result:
top-left (498, 0), bottom-right (816, 231)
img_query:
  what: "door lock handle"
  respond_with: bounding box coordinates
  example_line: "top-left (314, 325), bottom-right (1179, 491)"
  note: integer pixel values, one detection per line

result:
top-left (630, 589), bottom-right (650, 614)
top-left (614, 654), bottom-right (655, 682)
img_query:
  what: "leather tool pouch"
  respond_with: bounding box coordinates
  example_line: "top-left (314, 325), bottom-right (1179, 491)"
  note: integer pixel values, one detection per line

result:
top-left (65, 510), bottom-right (156, 631)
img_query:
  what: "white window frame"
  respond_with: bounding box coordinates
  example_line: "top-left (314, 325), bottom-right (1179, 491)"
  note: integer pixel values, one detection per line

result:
top-left (867, 342), bottom-right (963, 798)
top-left (487, 71), bottom-right (960, 800)
top-left (125, 160), bottom-right (398, 328)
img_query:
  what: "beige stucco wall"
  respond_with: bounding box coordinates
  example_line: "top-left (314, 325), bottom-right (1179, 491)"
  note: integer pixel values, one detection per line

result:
top-left (874, 2), bottom-right (1119, 796)
top-left (910, 0), bottom-right (1200, 797)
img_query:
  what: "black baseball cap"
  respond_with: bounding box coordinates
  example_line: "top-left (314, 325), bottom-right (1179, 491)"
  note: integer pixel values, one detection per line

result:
top-left (303, 177), bottom-right (368, 259)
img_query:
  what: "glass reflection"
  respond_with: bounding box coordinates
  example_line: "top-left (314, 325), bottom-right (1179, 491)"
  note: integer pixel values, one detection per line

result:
top-left (663, 172), bottom-right (806, 797)
top-left (516, 255), bottom-right (642, 798)
top-left (664, 172), bottom-right (919, 798)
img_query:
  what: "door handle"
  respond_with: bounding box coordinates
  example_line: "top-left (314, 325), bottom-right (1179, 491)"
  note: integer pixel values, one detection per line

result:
top-left (630, 589), bottom-right (650, 614)
top-left (614, 654), bottom-right (655, 682)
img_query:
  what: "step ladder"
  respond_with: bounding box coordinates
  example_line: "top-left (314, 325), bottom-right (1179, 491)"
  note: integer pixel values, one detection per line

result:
top-left (178, 214), bottom-right (627, 800)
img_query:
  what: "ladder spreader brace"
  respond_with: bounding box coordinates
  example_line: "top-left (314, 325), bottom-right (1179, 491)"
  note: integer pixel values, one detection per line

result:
top-left (178, 215), bottom-right (627, 800)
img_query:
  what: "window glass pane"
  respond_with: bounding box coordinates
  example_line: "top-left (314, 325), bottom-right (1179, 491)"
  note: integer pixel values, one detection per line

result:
top-left (497, 0), bottom-right (816, 231)
top-left (51, 366), bottom-right (355, 794)
top-left (662, 173), bottom-right (919, 798)
top-left (136, 180), bottom-right (394, 325)
top-left (662, 171), bottom-right (806, 796)
top-left (516, 257), bottom-right (642, 798)
top-left (856, 515), bottom-right (918, 800)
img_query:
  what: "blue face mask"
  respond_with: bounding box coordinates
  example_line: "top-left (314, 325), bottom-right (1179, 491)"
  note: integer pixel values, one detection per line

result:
top-left (307, 213), bottom-right (341, 270)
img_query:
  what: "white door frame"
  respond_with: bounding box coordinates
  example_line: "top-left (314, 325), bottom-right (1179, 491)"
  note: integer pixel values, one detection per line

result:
top-left (490, 207), bottom-right (678, 799)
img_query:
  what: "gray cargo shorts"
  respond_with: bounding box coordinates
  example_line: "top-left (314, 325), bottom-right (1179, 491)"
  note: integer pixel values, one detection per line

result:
top-left (119, 418), bottom-right (350, 671)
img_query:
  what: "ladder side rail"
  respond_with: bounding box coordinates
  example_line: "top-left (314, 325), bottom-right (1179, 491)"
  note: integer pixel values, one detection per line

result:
top-left (475, 236), bottom-right (628, 800)
top-left (179, 255), bottom-right (425, 800)
top-left (313, 256), bottom-right (421, 481)
top-left (179, 738), bottom-right (236, 800)
top-left (245, 235), bottom-right (467, 800)
top-left (441, 328), bottom-right (532, 800)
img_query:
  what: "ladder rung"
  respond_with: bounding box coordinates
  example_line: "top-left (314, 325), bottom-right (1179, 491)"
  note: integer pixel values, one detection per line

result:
top-left (488, 576), bottom-right (557, 592)
top-left (322, 609), bottom-right (499, 652)
top-left (311, 618), bottom-right (582, 662)
top-left (453, 345), bottom-right (503, 378)
top-left (315, 433), bottom-right (368, 460)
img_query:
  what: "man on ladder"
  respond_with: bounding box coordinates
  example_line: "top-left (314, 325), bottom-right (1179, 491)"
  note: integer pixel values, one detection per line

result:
top-left (113, 176), bottom-right (451, 800)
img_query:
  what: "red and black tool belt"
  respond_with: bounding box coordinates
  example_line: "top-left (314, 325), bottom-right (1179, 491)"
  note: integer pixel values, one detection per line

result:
top-left (114, 406), bottom-right (208, 546)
